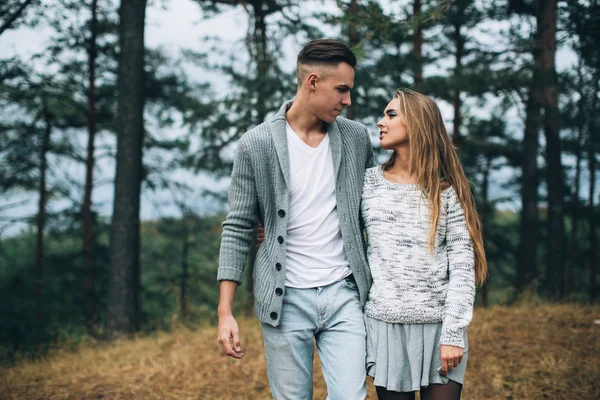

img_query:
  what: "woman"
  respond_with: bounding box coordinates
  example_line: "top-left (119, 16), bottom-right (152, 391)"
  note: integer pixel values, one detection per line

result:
top-left (362, 88), bottom-right (487, 400)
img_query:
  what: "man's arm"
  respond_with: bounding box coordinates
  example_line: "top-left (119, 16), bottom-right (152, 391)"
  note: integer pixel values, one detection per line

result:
top-left (217, 140), bottom-right (259, 283)
top-left (217, 281), bottom-right (244, 358)
top-left (216, 139), bottom-right (258, 358)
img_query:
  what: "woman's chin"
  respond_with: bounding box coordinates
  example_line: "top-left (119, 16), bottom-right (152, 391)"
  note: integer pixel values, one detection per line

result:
top-left (379, 140), bottom-right (392, 150)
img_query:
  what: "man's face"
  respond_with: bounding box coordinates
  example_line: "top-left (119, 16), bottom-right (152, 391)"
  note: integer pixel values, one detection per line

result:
top-left (310, 62), bottom-right (355, 124)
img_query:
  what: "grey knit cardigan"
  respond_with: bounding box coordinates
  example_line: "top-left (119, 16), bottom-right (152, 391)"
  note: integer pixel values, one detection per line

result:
top-left (217, 100), bottom-right (375, 327)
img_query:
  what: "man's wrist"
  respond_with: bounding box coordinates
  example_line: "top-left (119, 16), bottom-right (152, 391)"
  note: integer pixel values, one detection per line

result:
top-left (218, 307), bottom-right (233, 318)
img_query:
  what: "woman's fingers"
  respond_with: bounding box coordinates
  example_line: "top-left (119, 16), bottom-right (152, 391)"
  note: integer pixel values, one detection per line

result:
top-left (440, 344), bottom-right (464, 375)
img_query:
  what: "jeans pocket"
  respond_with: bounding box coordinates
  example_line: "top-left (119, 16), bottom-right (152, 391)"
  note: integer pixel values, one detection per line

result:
top-left (343, 274), bottom-right (358, 290)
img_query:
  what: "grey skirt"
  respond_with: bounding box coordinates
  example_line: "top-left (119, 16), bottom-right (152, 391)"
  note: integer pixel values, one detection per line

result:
top-left (365, 315), bottom-right (468, 392)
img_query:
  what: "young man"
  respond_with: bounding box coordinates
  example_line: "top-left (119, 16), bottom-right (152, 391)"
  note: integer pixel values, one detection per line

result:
top-left (216, 39), bottom-right (374, 400)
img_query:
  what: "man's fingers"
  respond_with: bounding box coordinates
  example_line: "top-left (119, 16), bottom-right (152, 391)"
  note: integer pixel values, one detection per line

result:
top-left (220, 333), bottom-right (235, 355)
top-left (232, 330), bottom-right (243, 353)
top-left (218, 330), bottom-right (243, 359)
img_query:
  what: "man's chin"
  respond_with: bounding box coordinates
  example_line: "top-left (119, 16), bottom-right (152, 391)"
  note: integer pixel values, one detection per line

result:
top-left (321, 115), bottom-right (337, 124)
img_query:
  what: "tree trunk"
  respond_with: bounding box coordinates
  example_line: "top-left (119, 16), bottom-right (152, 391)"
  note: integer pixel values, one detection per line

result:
top-left (451, 13), bottom-right (465, 146)
top-left (346, 0), bottom-right (359, 120)
top-left (82, 0), bottom-right (99, 334)
top-left (539, 0), bottom-right (565, 300)
top-left (589, 74), bottom-right (598, 304)
top-left (106, 0), bottom-right (147, 338)
top-left (252, 0), bottom-right (268, 124)
top-left (480, 154), bottom-right (491, 307)
top-left (180, 218), bottom-right (189, 321)
top-left (35, 104), bottom-right (51, 326)
top-left (516, 2), bottom-right (544, 293)
top-left (566, 67), bottom-right (585, 299)
top-left (413, 0), bottom-right (423, 87)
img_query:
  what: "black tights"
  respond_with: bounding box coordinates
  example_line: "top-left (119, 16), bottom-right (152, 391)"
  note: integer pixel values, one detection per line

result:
top-left (376, 380), bottom-right (462, 400)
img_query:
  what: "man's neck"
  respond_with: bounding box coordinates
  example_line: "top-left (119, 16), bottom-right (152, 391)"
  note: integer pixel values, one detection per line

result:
top-left (286, 98), bottom-right (327, 137)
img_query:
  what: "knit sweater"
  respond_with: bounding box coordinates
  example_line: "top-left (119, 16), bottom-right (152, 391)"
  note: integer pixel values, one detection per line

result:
top-left (361, 166), bottom-right (475, 348)
top-left (217, 100), bottom-right (375, 327)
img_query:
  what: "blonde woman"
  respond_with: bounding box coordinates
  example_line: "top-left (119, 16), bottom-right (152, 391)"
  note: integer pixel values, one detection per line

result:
top-left (362, 88), bottom-right (487, 400)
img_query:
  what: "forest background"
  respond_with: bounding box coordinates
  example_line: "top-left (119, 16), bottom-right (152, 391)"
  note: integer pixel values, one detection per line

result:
top-left (0, 0), bottom-right (599, 370)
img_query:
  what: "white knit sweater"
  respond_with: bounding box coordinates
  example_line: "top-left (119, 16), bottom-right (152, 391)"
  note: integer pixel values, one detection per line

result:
top-left (361, 166), bottom-right (476, 348)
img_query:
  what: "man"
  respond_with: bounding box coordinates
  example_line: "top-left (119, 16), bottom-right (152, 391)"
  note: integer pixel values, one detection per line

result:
top-left (216, 39), bottom-right (374, 400)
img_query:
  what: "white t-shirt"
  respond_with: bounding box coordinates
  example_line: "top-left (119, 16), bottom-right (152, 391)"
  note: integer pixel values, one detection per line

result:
top-left (284, 121), bottom-right (351, 288)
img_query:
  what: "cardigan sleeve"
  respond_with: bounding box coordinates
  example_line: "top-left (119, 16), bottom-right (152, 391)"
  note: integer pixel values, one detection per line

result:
top-left (217, 139), bottom-right (259, 284)
top-left (364, 127), bottom-right (375, 169)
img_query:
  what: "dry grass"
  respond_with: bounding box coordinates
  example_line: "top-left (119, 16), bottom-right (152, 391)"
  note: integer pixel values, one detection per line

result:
top-left (1, 305), bottom-right (599, 400)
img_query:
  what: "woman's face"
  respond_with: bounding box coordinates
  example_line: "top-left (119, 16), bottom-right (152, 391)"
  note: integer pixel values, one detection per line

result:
top-left (377, 97), bottom-right (408, 150)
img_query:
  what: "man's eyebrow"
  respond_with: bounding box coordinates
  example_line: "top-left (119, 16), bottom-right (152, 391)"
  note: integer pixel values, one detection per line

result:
top-left (336, 84), bottom-right (351, 89)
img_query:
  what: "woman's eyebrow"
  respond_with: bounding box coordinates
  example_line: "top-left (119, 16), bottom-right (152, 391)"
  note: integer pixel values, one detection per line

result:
top-left (384, 109), bottom-right (397, 115)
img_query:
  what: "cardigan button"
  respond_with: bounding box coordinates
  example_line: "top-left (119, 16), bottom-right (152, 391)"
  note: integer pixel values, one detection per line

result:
top-left (270, 312), bottom-right (278, 320)
top-left (275, 263), bottom-right (282, 271)
top-left (277, 236), bottom-right (284, 244)
top-left (278, 209), bottom-right (286, 217)
top-left (275, 288), bottom-right (283, 296)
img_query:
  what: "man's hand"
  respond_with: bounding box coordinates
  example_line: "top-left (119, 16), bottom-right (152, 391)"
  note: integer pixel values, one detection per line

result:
top-left (440, 344), bottom-right (463, 376)
top-left (217, 281), bottom-right (243, 359)
top-left (217, 313), bottom-right (244, 359)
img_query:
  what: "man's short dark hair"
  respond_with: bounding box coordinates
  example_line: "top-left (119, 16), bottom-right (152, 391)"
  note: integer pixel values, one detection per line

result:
top-left (297, 39), bottom-right (357, 69)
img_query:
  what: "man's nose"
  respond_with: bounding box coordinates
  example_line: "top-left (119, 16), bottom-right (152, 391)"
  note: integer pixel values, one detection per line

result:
top-left (342, 92), bottom-right (351, 106)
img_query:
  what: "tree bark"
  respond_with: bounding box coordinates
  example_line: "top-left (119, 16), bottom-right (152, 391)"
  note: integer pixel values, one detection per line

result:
top-left (82, 0), bottom-right (99, 334)
top-left (346, 0), bottom-right (359, 120)
top-left (252, 0), bottom-right (269, 124)
top-left (480, 154), bottom-right (491, 307)
top-left (452, 18), bottom-right (464, 146)
top-left (516, 2), bottom-right (544, 293)
top-left (180, 218), bottom-right (189, 321)
top-left (35, 103), bottom-right (51, 326)
top-left (413, 0), bottom-right (423, 87)
top-left (539, 0), bottom-right (565, 300)
top-left (566, 68), bottom-right (585, 299)
top-left (106, 0), bottom-right (147, 338)
top-left (589, 74), bottom-right (598, 304)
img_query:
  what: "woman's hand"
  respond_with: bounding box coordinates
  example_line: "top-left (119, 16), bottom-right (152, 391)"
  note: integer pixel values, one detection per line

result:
top-left (440, 345), bottom-right (463, 376)
top-left (256, 226), bottom-right (265, 248)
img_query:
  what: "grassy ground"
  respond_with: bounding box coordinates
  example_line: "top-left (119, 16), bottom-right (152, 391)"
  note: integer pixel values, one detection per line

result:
top-left (1, 305), bottom-right (599, 399)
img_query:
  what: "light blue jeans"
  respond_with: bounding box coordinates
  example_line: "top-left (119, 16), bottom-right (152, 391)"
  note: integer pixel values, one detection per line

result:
top-left (260, 276), bottom-right (367, 400)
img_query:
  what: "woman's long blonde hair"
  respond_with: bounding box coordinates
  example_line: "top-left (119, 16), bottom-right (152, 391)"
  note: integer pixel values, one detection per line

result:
top-left (383, 88), bottom-right (487, 285)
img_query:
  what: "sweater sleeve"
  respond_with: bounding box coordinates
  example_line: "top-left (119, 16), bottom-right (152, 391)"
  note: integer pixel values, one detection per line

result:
top-left (364, 127), bottom-right (375, 169)
top-left (440, 187), bottom-right (476, 348)
top-left (217, 140), bottom-right (258, 284)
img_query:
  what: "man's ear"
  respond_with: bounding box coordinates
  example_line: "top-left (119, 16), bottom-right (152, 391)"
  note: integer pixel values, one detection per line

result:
top-left (307, 73), bottom-right (319, 91)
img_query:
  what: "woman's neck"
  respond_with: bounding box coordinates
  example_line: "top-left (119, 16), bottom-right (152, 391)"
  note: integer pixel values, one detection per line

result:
top-left (386, 149), bottom-right (418, 184)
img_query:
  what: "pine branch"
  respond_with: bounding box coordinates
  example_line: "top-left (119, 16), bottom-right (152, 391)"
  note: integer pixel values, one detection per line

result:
top-left (0, 0), bottom-right (34, 37)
